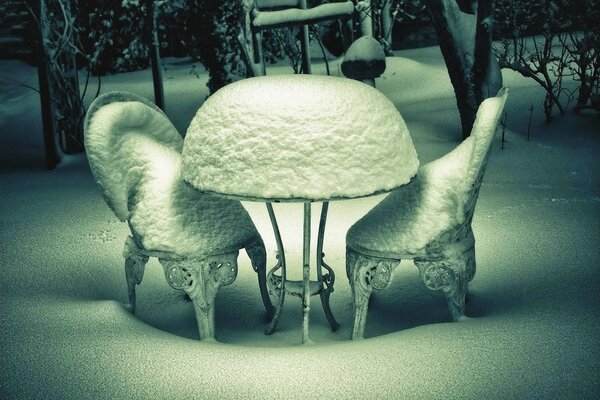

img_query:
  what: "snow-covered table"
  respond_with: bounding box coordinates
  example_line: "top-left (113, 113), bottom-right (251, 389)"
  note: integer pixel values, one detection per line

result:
top-left (181, 75), bottom-right (419, 343)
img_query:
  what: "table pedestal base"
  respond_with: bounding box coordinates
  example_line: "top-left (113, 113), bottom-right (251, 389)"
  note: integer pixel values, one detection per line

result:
top-left (264, 202), bottom-right (340, 343)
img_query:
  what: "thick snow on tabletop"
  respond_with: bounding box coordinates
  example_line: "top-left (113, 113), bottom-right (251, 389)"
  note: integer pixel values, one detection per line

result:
top-left (85, 96), bottom-right (260, 257)
top-left (182, 75), bottom-right (419, 200)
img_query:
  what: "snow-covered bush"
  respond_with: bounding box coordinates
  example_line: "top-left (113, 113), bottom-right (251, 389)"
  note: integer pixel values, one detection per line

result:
top-left (77, 0), bottom-right (189, 75)
top-left (558, 1), bottom-right (600, 112)
top-left (25, 0), bottom-right (89, 158)
top-left (78, 0), bottom-right (150, 75)
top-left (185, 0), bottom-right (251, 94)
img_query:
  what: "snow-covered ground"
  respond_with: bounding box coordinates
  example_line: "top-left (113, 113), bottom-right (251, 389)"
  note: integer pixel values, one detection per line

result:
top-left (1, 46), bottom-right (599, 399)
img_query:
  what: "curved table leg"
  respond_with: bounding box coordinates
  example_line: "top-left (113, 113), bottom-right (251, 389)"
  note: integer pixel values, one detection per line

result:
top-left (316, 202), bottom-right (340, 331)
top-left (264, 201), bottom-right (339, 343)
top-left (265, 202), bottom-right (287, 335)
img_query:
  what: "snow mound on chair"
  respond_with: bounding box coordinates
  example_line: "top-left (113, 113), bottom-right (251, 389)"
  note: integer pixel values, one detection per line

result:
top-left (84, 93), bottom-right (259, 256)
top-left (347, 90), bottom-right (508, 255)
top-left (84, 92), bottom-right (183, 221)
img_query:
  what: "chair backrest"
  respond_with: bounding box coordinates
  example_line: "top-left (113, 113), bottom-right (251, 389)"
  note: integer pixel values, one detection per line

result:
top-left (461, 87), bottom-right (509, 223)
top-left (248, 0), bottom-right (354, 75)
top-left (84, 91), bottom-right (183, 221)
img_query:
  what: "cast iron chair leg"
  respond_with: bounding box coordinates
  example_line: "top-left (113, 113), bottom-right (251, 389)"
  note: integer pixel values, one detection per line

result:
top-left (415, 252), bottom-right (470, 322)
top-left (348, 251), bottom-right (398, 339)
top-left (161, 254), bottom-right (238, 341)
top-left (351, 268), bottom-right (372, 340)
top-left (123, 239), bottom-right (149, 314)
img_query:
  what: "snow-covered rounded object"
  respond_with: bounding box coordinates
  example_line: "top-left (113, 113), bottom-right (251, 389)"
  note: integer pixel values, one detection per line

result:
top-left (347, 89), bottom-right (509, 256)
top-left (84, 92), bottom-right (260, 257)
top-left (182, 75), bottom-right (418, 200)
top-left (341, 36), bottom-right (386, 80)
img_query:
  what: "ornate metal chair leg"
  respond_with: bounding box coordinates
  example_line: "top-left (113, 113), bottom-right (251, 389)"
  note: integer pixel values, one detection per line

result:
top-left (465, 245), bottom-right (476, 283)
top-left (319, 258), bottom-right (340, 331)
top-left (161, 254), bottom-right (238, 341)
top-left (122, 238), bottom-right (148, 314)
top-left (444, 267), bottom-right (467, 321)
top-left (348, 252), bottom-right (398, 339)
top-left (350, 264), bottom-right (373, 340)
top-left (246, 239), bottom-right (275, 319)
top-left (415, 255), bottom-right (468, 322)
top-left (464, 244), bottom-right (476, 304)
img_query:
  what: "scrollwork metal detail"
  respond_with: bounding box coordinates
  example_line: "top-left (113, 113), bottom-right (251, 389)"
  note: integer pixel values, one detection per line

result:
top-left (414, 258), bottom-right (467, 321)
top-left (417, 261), bottom-right (455, 292)
top-left (163, 260), bottom-right (197, 291)
top-left (266, 252), bottom-right (284, 298)
top-left (349, 251), bottom-right (399, 301)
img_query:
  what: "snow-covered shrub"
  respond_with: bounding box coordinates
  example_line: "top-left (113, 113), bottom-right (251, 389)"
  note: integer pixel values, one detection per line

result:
top-left (493, 0), bottom-right (599, 119)
top-left (185, 0), bottom-right (251, 94)
top-left (78, 0), bottom-right (150, 75)
top-left (558, 1), bottom-right (600, 111)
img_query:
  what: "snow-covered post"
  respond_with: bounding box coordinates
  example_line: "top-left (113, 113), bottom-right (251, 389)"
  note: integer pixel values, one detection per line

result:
top-left (356, 0), bottom-right (373, 36)
top-left (341, 36), bottom-right (386, 87)
top-left (380, 0), bottom-right (393, 53)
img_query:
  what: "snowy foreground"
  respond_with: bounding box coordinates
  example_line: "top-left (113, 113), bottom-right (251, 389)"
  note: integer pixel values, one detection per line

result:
top-left (1, 47), bottom-right (599, 399)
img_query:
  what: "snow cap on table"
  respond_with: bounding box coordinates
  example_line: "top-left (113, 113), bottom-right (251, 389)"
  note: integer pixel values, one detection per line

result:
top-left (182, 75), bottom-right (419, 201)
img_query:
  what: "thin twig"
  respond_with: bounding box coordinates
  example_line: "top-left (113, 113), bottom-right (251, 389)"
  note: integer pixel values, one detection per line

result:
top-left (19, 83), bottom-right (41, 93)
top-left (527, 105), bottom-right (533, 141)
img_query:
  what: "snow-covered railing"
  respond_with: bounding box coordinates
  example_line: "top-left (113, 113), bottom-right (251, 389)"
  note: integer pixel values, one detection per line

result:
top-left (255, 0), bottom-right (300, 10)
top-left (251, 1), bottom-right (354, 31)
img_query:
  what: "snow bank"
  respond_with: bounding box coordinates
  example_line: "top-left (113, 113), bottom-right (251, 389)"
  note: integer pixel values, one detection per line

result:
top-left (1, 47), bottom-right (599, 400)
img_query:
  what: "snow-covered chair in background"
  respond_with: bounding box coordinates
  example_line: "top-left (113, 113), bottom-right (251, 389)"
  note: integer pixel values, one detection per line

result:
top-left (84, 92), bottom-right (274, 341)
top-left (346, 88), bottom-right (508, 339)
top-left (247, 0), bottom-right (355, 75)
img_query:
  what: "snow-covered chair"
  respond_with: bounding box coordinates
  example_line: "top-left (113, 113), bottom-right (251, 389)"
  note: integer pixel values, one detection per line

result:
top-left (84, 92), bottom-right (274, 341)
top-left (346, 88), bottom-right (508, 339)
top-left (248, 0), bottom-right (355, 75)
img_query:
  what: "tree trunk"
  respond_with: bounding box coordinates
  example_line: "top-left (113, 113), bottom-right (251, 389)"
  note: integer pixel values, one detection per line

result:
top-left (35, 0), bottom-right (84, 154)
top-left (473, 0), bottom-right (492, 103)
top-left (145, 0), bottom-right (165, 110)
top-left (424, 0), bottom-right (478, 139)
top-left (35, 0), bottom-right (59, 169)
